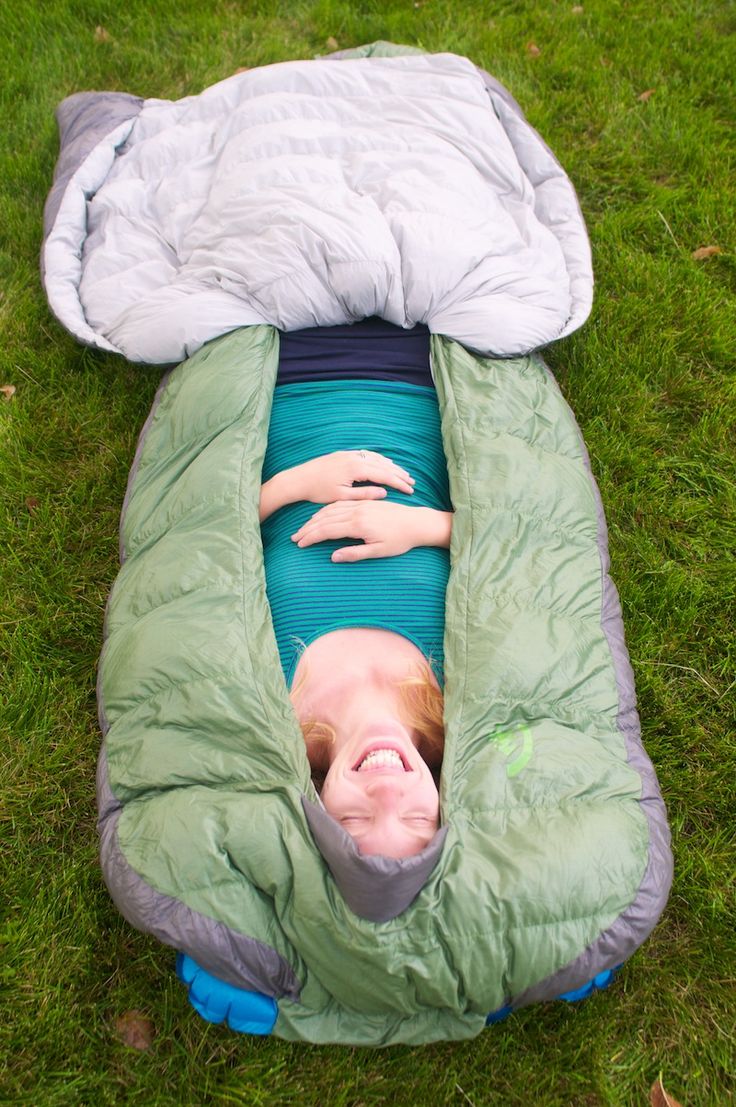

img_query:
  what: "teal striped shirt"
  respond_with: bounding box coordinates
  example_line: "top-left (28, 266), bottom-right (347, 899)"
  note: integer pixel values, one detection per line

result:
top-left (260, 380), bottom-right (452, 688)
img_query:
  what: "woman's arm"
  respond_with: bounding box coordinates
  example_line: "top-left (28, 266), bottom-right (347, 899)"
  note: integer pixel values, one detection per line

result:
top-left (259, 451), bottom-right (415, 522)
top-left (259, 469), bottom-right (303, 523)
top-left (290, 501), bottom-right (453, 562)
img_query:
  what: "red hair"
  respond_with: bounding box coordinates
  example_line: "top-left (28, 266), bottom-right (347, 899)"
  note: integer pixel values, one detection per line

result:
top-left (296, 662), bottom-right (444, 781)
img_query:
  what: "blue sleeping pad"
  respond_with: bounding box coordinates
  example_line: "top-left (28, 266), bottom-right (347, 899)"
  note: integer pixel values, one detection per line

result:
top-left (177, 954), bottom-right (621, 1034)
top-left (176, 954), bottom-right (278, 1035)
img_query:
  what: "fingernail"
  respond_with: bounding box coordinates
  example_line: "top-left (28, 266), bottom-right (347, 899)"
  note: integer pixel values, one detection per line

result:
top-left (333, 553), bottom-right (343, 562)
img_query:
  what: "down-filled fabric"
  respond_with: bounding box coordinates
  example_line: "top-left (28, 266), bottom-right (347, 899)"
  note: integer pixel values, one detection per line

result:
top-left (42, 45), bottom-right (592, 363)
top-left (95, 325), bottom-right (672, 1045)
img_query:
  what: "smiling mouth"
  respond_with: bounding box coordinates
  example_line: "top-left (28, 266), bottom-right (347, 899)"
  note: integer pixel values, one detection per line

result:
top-left (353, 746), bottom-right (409, 772)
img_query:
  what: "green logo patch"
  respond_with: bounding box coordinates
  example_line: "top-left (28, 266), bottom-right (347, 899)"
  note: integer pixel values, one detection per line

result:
top-left (490, 725), bottom-right (534, 778)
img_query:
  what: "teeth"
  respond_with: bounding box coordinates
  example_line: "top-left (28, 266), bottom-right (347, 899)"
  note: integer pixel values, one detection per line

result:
top-left (357, 749), bottom-right (404, 771)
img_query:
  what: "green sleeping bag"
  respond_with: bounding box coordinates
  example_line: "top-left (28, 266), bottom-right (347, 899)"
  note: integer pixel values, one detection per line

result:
top-left (97, 325), bottom-right (672, 1045)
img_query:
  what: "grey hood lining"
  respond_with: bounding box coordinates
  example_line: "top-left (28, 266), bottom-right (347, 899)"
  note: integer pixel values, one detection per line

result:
top-left (302, 798), bottom-right (448, 922)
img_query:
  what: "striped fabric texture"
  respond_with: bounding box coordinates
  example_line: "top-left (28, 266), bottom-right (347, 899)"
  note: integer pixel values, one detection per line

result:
top-left (260, 379), bottom-right (452, 686)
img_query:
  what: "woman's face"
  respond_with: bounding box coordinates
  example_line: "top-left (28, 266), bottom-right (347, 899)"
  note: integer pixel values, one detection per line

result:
top-left (320, 718), bottom-right (439, 858)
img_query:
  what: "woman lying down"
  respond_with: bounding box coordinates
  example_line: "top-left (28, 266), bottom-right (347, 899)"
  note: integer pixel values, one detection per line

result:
top-left (258, 316), bottom-right (453, 861)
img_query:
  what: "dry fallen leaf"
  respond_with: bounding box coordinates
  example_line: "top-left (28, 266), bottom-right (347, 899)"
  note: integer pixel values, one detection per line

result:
top-left (572, 5), bottom-right (584, 11)
top-left (1, 384), bottom-right (16, 400)
top-left (638, 88), bottom-right (656, 102)
top-left (114, 1010), bottom-right (155, 1051)
top-left (235, 67), bottom-right (250, 75)
top-left (526, 42), bottom-right (541, 57)
top-left (94, 25), bottom-right (112, 43)
top-left (25, 497), bottom-right (40, 513)
top-left (600, 56), bottom-right (612, 67)
top-left (650, 1076), bottom-right (684, 1107)
top-left (691, 245), bottom-right (722, 260)
top-left (325, 36), bottom-right (339, 50)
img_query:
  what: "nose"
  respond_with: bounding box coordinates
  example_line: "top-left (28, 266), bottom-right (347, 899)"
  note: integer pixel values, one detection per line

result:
top-left (362, 774), bottom-right (408, 800)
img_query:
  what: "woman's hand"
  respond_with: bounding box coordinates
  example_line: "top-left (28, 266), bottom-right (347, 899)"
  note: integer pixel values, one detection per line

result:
top-left (291, 502), bottom-right (453, 562)
top-left (291, 451), bottom-right (415, 504)
top-left (260, 451), bottom-right (414, 522)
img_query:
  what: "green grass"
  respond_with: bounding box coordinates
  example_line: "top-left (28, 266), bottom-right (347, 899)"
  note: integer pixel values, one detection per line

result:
top-left (1, 1), bottom-right (734, 1103)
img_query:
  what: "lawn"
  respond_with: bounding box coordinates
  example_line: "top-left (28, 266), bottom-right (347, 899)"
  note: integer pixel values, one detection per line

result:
top-left (1, 1), bottom-right (734, 1104)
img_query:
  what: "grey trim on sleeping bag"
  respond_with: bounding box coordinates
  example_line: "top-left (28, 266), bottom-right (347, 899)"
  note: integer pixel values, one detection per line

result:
top-left (41, 90), bottom-right (146, 354)
top-left (97, 746), bottom-right (302, 1000)
top-left (509, 359), bottom-right (673, 1008)
top-left (41, 91), bottom-right (144, 281)
top-left (96, 592), bottom-right (112, 738)
top-left (302, 799), bottom-right (448, 923)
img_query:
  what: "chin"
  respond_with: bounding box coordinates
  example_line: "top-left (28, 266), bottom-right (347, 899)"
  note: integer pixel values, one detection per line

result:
top-left (352, 836), bottom-right (433, 860)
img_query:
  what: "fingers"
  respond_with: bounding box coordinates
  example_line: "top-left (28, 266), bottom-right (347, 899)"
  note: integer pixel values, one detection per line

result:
top-left (291, 503), bottom-right (363, 547)
top-left (361, 463), bottom-right (414, 495)
top-left (352, 451), bottom-right (415, 495)
top-left (337, 485), bottom-right (387, 501)
top-left (290, 500), bottom-right (408, 557)
top-left (332, 544), bottom-right (386, 563)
